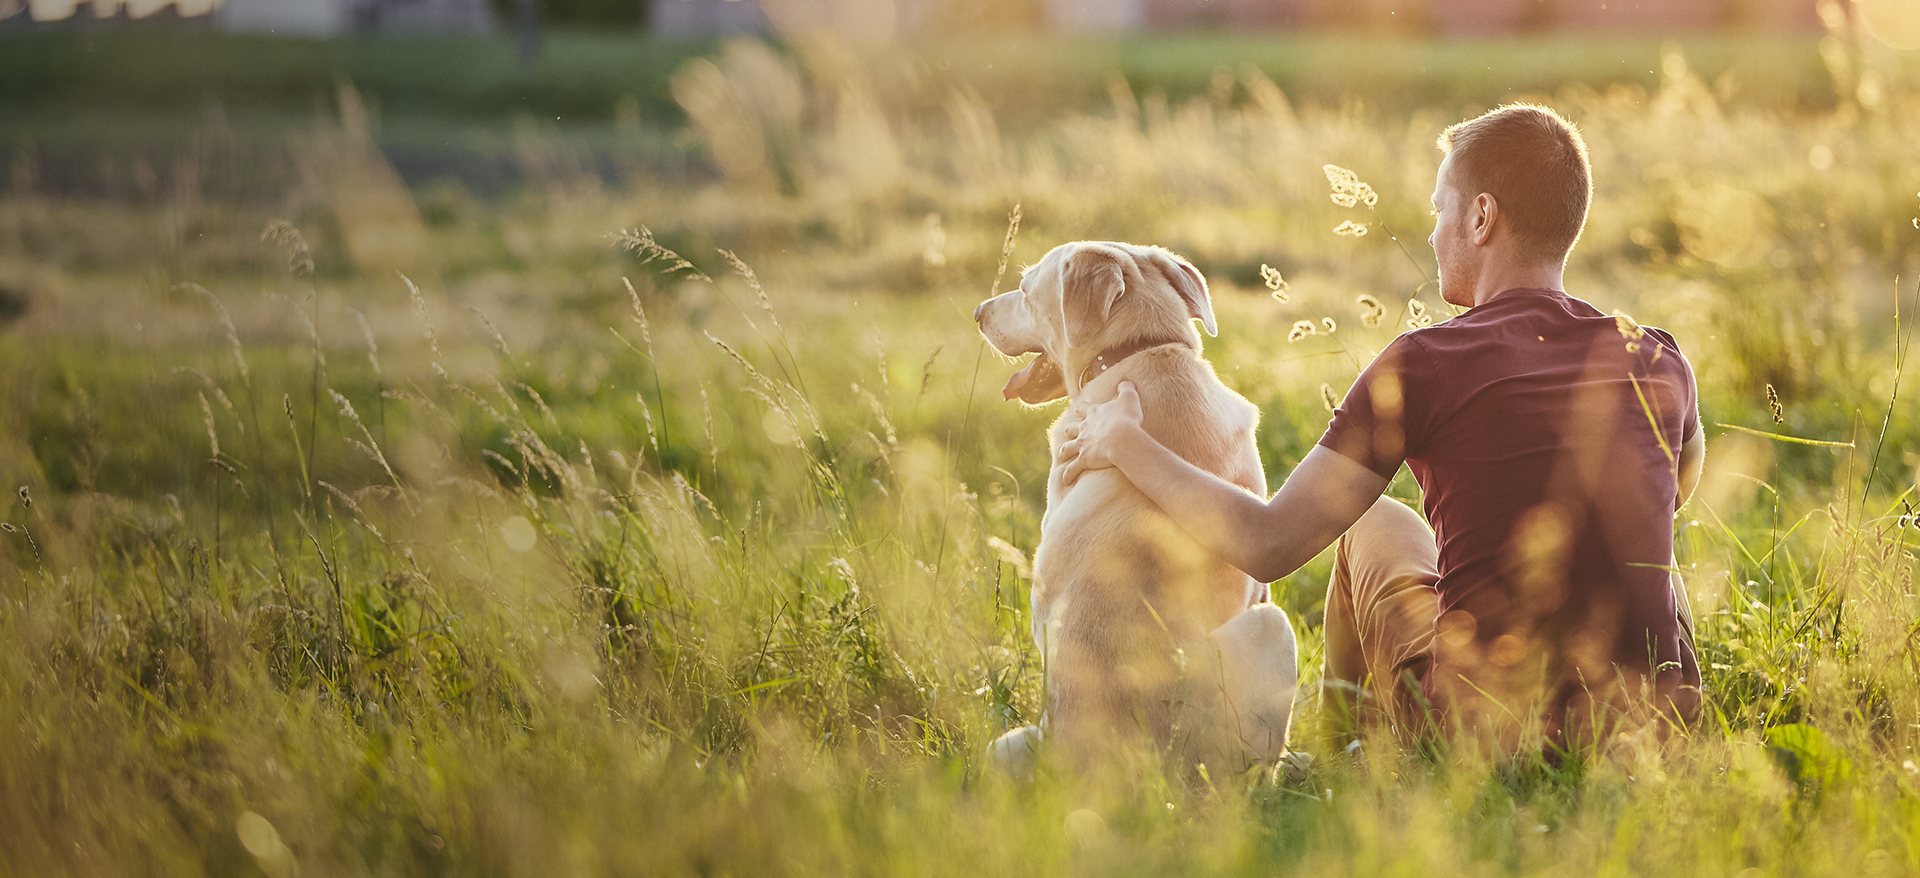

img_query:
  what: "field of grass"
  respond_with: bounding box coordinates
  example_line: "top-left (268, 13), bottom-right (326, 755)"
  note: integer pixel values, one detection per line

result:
top-left (1, 25), bottom-right (1919, 877)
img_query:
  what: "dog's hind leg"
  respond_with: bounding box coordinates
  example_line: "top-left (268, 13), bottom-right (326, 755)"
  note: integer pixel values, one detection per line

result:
top-left (1204, 604), bottom-right (1299, 766)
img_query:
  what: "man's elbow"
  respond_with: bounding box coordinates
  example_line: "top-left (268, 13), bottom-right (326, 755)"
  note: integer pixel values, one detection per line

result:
top-left (1242, 555), bottom-right (1287, 586)
top-left (1241, 524), bottom-right (1300, 584)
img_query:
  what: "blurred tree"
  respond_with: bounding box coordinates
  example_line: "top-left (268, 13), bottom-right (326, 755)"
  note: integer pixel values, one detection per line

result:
top-left (488, 0), bottom-right (645, 28)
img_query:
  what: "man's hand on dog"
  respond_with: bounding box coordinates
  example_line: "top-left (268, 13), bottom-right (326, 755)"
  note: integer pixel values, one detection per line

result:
top-left (1057, 380), bottom-right (1145, 486)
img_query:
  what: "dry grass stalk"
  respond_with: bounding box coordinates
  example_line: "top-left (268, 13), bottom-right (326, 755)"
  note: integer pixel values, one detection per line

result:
top-left (401, 273), bottom-right (447, 379)
top-left (198, 392), bottom-right (220, 461)
top-left (464, 304), bottom-right (514, 360)
top-left (516, 382), bottom-right (558, 426)
top-left (991, 203), bottom-right (1022, 297)
top-left (623, 277), bottom-right (655, 360)
top-left (611, 227), bottom-right (712, 284)
top-left (328, 389), bottom-right (408, 506)
top-left (636, 392), bottom-right (660, 457)
top-left (701, 384), bottom-right (717, 475)
top-left (260, 220), bottom-right (315, 277)
top-left (919, 345), bottom-right (943, 396)
top-left (316, 479), bottom-right (384, 540)
top-left (720, 248), bottom-right (780, 331)
top-left (347, 307), bottom-right (382, 377)
top-left (180, 283), bottom-right (250, 384)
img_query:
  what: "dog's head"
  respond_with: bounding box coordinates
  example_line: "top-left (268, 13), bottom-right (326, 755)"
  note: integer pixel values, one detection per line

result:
top-left (973, 242), bottom-right (1217, 405)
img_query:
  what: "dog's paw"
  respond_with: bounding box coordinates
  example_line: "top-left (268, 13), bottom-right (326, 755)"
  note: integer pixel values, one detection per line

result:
top-left (1280, 750), bottom-right (1317, 786)
top-left (990, 725), bottom-right (1044, 782)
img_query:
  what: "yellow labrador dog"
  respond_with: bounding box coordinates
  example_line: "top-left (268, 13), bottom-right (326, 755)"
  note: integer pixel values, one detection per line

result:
top-left (973, 241), bottom-right (1297, 780)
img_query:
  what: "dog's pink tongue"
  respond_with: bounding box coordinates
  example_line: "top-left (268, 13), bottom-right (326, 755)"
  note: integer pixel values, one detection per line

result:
top-left (1003, 357), bottom-right (1041, 400)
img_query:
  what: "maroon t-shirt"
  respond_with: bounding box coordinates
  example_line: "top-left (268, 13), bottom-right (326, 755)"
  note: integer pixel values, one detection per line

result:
top-left (1320, 287), bottom-right (1701, 731)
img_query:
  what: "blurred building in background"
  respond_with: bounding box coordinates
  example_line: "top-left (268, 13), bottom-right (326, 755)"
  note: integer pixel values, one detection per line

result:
top-left (653, 0), bottom-right (1828, 34)
top-left (0, 0), bottom-right (492, 33)
top-left (0, 0), bottom-right (1832, 34)
top-left (219, 0), bottom-right (492, 34)
top-left (652, 0), bottom-right (768, 34)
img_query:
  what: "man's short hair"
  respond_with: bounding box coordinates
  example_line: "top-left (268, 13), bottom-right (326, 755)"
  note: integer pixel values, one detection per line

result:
top-left (1438, 104), bottom-right (1592, 265)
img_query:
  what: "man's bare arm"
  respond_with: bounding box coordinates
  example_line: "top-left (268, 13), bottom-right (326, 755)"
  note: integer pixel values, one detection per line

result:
top-left (1058, 382), bottom-right (1390, 582)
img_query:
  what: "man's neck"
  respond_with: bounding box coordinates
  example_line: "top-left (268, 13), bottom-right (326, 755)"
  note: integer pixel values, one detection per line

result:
top-left (1463, 260), bottom-right (1565, 308)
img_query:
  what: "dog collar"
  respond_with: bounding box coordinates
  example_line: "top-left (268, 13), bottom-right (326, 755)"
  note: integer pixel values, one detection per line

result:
top-left (1076, 337), bottom-right (1193, 391)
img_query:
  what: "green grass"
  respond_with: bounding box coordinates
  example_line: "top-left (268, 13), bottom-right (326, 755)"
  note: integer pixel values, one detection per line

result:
top-left (2, 29), bottom-right (1920, 877)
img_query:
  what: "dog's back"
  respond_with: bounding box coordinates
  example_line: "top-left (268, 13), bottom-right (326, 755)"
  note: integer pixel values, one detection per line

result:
top-left (1035, 347), bottom-right (1268, 762)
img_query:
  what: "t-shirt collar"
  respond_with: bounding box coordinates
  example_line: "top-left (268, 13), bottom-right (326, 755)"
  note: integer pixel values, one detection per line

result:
top-left (1483, 286), bottom-right (1567, 305)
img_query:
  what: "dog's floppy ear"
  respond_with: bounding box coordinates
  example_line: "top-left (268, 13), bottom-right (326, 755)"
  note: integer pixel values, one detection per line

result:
top-left (1062, 245), bottom-right (1127, 350)
top-left (1144, 248), bottom-right (1216, 337)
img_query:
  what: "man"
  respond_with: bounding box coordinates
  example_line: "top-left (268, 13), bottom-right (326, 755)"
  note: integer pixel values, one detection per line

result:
top-left (1056, 104), bottom-right (1704, 755)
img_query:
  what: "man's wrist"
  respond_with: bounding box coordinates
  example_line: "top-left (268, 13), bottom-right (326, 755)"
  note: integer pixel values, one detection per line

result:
top-left (1109, 420), bottom-right (1155, 472)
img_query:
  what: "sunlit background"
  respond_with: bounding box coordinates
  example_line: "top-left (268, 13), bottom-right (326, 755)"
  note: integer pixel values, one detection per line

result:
top-left (3, 0), bottom-right (1920, 875)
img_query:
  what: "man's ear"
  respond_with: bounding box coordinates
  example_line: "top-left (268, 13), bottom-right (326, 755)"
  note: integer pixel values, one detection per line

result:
top-left (1472, 193), bottom-right (1498, 245)
top-left (1143, 247), bottom-right (1216, 337)
top-left (1062, 245), bottom-right (1127, 349)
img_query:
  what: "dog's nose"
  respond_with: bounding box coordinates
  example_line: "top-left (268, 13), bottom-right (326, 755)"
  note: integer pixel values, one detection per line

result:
top-left (972, 301), bottom-right (986, 324)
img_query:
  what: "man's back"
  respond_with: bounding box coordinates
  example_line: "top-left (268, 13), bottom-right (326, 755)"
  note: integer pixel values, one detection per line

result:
top-left (1322, 287), bottom-right (1701, 743)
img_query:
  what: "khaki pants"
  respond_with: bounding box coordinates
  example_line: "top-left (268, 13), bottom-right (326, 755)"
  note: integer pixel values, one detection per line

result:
top-left (1320, 496), bottom-right (1700, 750)
top-left (1321, 496), bottom-right (1441, 744)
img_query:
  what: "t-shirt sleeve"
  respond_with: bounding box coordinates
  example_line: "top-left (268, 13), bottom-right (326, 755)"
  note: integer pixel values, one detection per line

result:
top-left (1317, 334), bottom-right (1432, 480)
top-left (1646, 327), bottom-right (1700, 444)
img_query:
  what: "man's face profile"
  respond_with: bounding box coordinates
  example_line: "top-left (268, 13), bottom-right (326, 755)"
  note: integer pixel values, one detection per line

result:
top-left (1428, 154), bottom-right (1479, 309)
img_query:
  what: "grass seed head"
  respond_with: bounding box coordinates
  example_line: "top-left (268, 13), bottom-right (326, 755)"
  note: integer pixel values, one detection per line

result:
top-left (919, 344), bottom-right (942, 396)
top-left (636, 392), bottom-right (660, 456)
top-left (1613, 310), bottom-right (1647, 354)
top-left (720, 249), bottom-right (780, 331)
top-left (1261, 264), bottom-right (1290, 301)
top-left (1288, 320), bottom-right (1316, 342)
top-left (1321, 383), bottom-right (1338, 412)
top-left (347, 307), bottom-right (382, 377)
top-left (1766, 383), bottom-right (1785, 424)
top-left (464, 304), bottom-right (513, 360)
top-left (991, 203), bottom-right (1023, 298)
top-left (1323, 164), bottom-right (1378, 208)
top-left (402, 273), bottom-right (447, 379)
top-left (701, 384), bottom-right (717, 474)
top-left (1357, 294), bottom-right (1385, 327)
top-left (260, 220), bottom-right (315, 276)
top-left (180, 284), bottom-right (250, 383)
top-left (1334, 220), bottom-right (1370, 237)
top-left (611, 226), bottom-right (712, 283)
top-left (198, 392), bottom-right (220, 460)
top-left (1407, 297), bottom-right (1433, 328)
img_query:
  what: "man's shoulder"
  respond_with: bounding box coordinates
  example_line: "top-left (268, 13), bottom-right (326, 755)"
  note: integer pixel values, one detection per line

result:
top-left (1642, 325), bottom-right (1685, 354)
